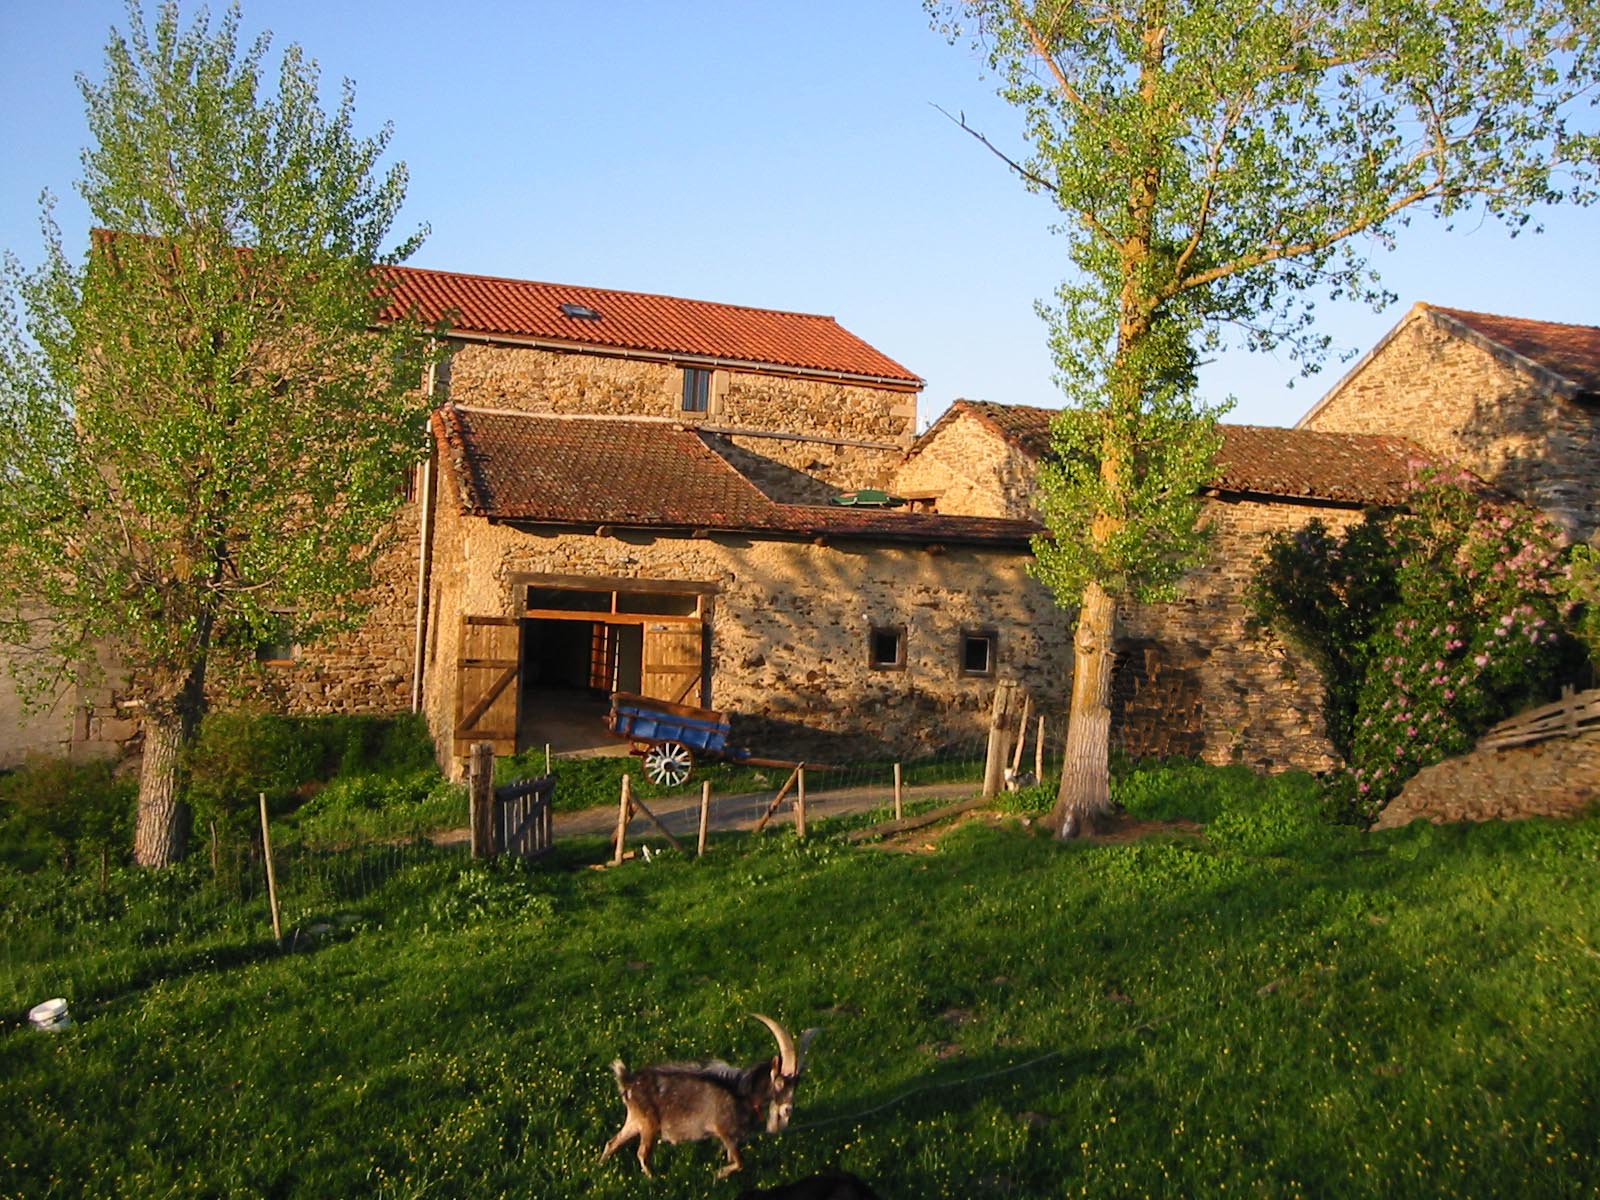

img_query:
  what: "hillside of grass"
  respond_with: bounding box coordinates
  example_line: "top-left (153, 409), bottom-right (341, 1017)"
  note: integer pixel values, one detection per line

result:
top-left (3, 765), bottom-right (1599, 1198)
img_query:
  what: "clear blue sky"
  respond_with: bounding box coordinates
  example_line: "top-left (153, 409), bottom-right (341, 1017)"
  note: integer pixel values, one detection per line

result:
top-left (3, 1), bottom-right (1597, 430)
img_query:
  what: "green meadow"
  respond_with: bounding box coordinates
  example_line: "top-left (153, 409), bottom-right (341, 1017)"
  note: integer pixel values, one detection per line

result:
top-left (3, 764), bottom-right (1598, 1198)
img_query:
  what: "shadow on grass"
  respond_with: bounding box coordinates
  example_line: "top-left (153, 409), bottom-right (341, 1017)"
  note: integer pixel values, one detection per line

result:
top-left (793, 1041), bottom-right (1133, 1136)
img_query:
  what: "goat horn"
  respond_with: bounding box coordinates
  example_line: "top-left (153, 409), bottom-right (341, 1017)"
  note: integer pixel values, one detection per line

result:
top-left (750, 1013), bottom-right (798, 1076)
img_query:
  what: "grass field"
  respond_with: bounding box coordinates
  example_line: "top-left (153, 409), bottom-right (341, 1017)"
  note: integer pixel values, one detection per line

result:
top-left (3, 764), bottom-right (1599, 1198)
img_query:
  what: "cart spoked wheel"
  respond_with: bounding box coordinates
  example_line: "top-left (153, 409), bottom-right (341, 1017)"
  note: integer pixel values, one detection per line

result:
top-left (642, 741), bottom-right (694, 787)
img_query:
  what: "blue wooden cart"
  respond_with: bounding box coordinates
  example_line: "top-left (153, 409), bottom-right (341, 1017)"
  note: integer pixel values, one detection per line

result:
top-left (606, 692), bottom-right (794, 786)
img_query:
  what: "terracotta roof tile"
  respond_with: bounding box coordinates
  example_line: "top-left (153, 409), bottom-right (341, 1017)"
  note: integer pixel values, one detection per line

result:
top-left (433, 405), bottom-right (1036, 547)
top-left (1212, 424), bottom-right (1421, 505)
top-left (923, 400), bottom-right (1425, 505)
top-left (434, 407), bottom-right (776, 528)
top-left (1427, 306), bottom-right (1600, 398)
top-left (383, 265), bottom-right (921, 385)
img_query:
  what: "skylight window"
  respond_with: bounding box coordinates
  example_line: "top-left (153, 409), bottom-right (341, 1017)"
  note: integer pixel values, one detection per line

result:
top-left (559, 302), bottom-right (602, 320)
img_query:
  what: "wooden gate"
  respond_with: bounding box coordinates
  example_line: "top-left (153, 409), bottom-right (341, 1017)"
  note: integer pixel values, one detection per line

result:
top-left (641, 621), bottom-right (705, 706)
top-left (454, 616), bottom-right (521, 757)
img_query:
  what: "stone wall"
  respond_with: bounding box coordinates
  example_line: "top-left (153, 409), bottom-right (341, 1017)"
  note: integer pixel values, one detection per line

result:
top-left (0, 630), bottom-right (129, 767)
top-left (233, 499), bottom-right (422, 717)
top-left (421, 489), bottom-right (1074, 773)
top-left (443, 341), bottom-right (916, 490)
top-left (1116, 498), bottom-right (1362, 772)
top-left (1302, 312), bottom-right (1600, 543)
top-left (1372, 731), bottom-right (1600, 829)
top-left (893, 412), bottom-right (1039, 518)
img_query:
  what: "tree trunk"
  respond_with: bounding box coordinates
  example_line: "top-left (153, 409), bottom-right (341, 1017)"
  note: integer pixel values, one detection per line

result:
top-left (1051, 581), bottom-right (1118, 838)
top-left (133, 708), bottom-right (190, 867)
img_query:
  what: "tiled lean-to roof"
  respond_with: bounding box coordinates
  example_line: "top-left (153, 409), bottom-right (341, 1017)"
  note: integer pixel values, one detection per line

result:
top-left (919, 400), bottom-right (1424, 505)
top-left (382, 265), bottom-right (922, 386)
top-left (1212, 424), bottom-right (1420, 505)
top-left (433, 405), bottom-right (1037, 547)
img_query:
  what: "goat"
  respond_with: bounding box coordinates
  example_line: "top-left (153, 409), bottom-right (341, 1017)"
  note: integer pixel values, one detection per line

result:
top-left (736, 1169), bottom-right (882, 1199)
top-left (600, 1013), bottom-right (817, 1178)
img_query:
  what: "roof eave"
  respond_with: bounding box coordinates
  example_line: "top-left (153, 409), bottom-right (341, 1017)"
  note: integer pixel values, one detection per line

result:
top-left (440, 327), bottom-right (924, 392)
top-left (479, 511), bottom-right (1036, 549)
top-left (1427, 308), bottom-right (1587, 402)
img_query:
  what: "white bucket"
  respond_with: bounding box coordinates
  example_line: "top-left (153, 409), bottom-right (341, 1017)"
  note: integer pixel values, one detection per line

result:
top-left (28, 998), bottom-right (71, 1032)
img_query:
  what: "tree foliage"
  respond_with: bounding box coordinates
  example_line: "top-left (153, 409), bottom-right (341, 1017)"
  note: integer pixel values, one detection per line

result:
top-left (0, 1), bottom-right (433, 866)
top-left (930, 0), bottom-right (1599, 835)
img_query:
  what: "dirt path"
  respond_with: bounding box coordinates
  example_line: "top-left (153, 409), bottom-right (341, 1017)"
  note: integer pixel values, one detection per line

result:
top-left (435, 778), bottom-right (982, 847)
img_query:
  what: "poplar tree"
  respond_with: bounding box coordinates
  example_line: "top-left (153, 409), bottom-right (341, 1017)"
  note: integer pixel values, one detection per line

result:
top-left (0, 2), bottom-right (431, 866)
top-left (931, 0), bottom-right (1599, 837)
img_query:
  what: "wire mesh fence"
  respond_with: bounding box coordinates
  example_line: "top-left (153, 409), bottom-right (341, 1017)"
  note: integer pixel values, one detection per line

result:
top-left (1, 707), bottom-right (1067, 1021)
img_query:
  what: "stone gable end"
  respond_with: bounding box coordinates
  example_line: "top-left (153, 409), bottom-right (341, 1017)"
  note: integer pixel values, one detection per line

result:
top-left (1303, 308), bottom-right (1600, 542)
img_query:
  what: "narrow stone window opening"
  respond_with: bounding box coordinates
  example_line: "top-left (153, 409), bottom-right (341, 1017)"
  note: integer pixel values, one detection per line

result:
top-left (869, 625), bottom-right (906, 671)
top-left (960, 629), bottom-right (997, 677)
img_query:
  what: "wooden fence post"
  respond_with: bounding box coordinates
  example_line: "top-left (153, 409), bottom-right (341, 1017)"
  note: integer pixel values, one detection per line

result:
top-left (753, 764), bottom-right (805, 833)
top-left (469, 742), bottom-right (495, 859)
top-left (1035, 715), bottom-right (1046, 785)
top-left (795, 766), bottom-right (808, 839)
top-left (1010, 692), bottom-right (1033, 778)
top-left (983, 680), bottom-right (1018, 799)
top-left (613, 774), bottom-right (633, 866)
top-left (698, 781), bottom-right (711, 857)
top-left (258, 792), bottom-right (282, 943)
top-left (893, 762), bottom-right (904, 821)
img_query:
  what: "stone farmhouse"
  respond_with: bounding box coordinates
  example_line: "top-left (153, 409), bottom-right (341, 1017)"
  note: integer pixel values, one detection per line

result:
top-left (3, 275), bottom-right (1595, 778)
top-left (299, 267), bottom-right (1074, 769)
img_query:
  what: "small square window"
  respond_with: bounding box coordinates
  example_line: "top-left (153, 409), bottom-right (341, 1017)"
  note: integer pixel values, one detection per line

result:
top-left (682, 367), bottom-right (712, 413)
top-left (256, 613), bottom-right (298, 665)
top-left (960, 629), bottom-right (997, 677)
top-left (869, 625), bottom-right (906, 671)
top-left (255, 638), bottom-right (298, 665)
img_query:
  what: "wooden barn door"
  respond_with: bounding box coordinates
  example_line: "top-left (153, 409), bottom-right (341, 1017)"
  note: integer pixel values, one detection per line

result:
top-left (454, 615), bottom-right (522, 757)
top-left (640, 621), bottom-right (705, 706)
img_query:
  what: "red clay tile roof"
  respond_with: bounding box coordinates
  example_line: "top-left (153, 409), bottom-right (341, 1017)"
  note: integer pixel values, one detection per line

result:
top-left (1212, 424), bottom-right (1421, 505)
top-left (383, 265), bottom-right (921, 386)
top-left (921, 400), bottom-right (1425, 505)
top-left (1427, 306), bottom-right (1600, 398)
top-left (433, 405), bottom-right (1036, 547)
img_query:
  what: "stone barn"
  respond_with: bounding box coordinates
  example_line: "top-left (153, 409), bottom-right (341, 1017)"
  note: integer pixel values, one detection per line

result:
top-left (896, 400), bottom-right (1424, 771)
top-left (1299, 302), bottom-right (1600, 543)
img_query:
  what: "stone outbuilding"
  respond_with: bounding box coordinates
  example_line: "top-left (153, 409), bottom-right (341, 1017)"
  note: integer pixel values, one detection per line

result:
top-left (894, 401), bottom-right (1425, 771)
top-left (374, 270), bottom-right (1078, 770)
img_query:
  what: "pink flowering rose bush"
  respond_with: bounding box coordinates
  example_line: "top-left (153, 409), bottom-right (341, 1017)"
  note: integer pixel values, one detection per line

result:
top-left (1344, 470), bottom-right (1569, 820)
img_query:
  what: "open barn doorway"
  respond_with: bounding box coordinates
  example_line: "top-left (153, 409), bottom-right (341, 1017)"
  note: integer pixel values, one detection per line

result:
top-left (512, 576), bottom-right (715, 755)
